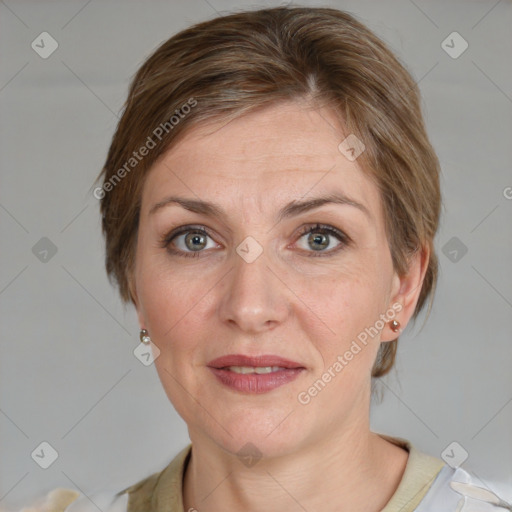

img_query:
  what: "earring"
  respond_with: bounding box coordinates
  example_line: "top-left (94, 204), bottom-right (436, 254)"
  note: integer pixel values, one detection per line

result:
top-left (389, 320), bottom-right (401, 333)
top-left (140, 329), bottom-right (151, 344)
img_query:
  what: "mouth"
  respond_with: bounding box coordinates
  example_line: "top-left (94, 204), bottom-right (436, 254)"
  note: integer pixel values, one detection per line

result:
top-left (208, 354), bottom-right (305, 369)
top-left (207, 354), bottom-right (306, 394)
top-left (224, 365), bottom-right (291, 374)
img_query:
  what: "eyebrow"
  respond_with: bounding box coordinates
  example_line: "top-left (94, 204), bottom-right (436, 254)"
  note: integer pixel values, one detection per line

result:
top-left (149, 192), bottom-right (371, 222)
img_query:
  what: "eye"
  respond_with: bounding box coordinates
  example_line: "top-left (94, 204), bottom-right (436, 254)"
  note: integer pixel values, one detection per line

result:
top-left (161, 223), bottom-right (351, 259)
top-left (295, 223), bottom-right (350, 256)
top-left (160, 225), bottom-right (218, 258)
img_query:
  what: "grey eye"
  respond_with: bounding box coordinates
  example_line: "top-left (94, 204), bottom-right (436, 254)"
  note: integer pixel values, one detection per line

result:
top-left (171, 230), bottom-right (216, 253)
top-left (296, 227), bottom-right (343, 253)
top-left (184, 232), bottom-right (208, 251)
top-left (307, 232), bottom-right (330, 251)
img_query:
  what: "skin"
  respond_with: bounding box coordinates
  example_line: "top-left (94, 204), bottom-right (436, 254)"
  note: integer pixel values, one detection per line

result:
top-left (132, 100), bottom-right (429, 511)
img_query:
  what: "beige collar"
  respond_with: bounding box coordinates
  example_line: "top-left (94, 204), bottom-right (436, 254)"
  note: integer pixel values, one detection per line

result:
top-left (120, 434), bottom-right (445, 512)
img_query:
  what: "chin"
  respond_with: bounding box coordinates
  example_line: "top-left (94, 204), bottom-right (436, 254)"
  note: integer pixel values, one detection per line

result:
top-left (192, 404), bottom-right (313, 461)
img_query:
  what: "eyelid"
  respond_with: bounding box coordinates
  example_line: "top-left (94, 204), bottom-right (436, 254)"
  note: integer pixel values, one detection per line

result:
top-left (292, 223), bottom-right (352, 255)
top-left (159, 224), bottom-right (215, 248)
top-left (295, 223), bottom-right (351, 243)
top-left (160, 222), bottom-right (351, 256)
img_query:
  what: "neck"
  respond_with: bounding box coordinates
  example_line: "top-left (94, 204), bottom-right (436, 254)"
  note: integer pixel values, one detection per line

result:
top-left (182, 424), bottom-right (408, 512)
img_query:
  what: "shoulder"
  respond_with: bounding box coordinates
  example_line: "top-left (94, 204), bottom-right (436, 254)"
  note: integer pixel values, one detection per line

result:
top-left (15, 445), bottom-right (192, 512)
top-left (63, 489), bottom-right (128, 511)
top-left (378, 434), bottom-right (512, 512)
top-left (117, 444), bottom-right (192, 511)
top-left (416, 465), bottom-right (512, 511)
top-left (10, 488), bottom-right (128, 512)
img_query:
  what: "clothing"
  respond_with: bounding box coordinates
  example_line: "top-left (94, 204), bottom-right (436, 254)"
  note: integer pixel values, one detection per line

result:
top-left (26, 434), bottom-right (512, 511)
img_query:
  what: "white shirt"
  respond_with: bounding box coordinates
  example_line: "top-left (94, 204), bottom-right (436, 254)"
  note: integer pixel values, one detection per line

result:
top-left (60, 465), bottom-right (512, 511)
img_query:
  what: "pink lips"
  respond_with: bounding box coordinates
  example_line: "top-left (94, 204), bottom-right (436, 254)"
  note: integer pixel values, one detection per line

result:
top-left (207, 354), bottom-right (305, 394)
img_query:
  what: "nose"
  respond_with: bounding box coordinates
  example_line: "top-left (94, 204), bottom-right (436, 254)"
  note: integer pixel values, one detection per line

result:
top-left (218, 243), bottom-right (290, 334)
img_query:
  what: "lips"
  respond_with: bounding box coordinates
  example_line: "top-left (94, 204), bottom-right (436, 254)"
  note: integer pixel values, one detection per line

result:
top-left (207, 354), bottom-right (305, 370)
top-left (207, 354), bottom-right (306, 394)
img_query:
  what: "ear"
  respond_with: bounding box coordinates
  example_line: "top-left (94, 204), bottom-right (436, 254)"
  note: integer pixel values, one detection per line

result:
top-left (381, 245), bottom-right (430, 342)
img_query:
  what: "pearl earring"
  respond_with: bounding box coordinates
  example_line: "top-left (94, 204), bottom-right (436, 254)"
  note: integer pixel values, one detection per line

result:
top-left (389, 320), bottom-right (401, 333)
top-left (140, 329), bottom-right (151, 344)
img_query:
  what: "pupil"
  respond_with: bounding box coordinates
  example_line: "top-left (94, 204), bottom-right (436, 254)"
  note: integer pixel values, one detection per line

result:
top-left (186, 233), bottom-right (205, 251)
top-left (309, 232), bottom-right (328, 251)
top-left (183, 231), bottom-right (330, 252)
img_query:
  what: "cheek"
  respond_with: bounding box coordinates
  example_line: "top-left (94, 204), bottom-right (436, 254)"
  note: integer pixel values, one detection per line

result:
top-left (313, 277), bottom-right (383, 358)
top-left (297, 275), bottom-right (387, 406)
top-left (296, 253), bottom-right (389, 327)
top-left (138, 268), bottom-right (201, 344)
top-left (295, 255), bottom-right (392, 371)
top-left (136, 267), bottom-right (206, 415)
top-left (134, 243), bottom-right (185, 343)
top-left (135, 254), bottom-right (221, 385)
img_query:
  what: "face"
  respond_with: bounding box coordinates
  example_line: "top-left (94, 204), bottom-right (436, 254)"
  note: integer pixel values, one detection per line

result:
top-left (133, 101), bottom-right (424, 458)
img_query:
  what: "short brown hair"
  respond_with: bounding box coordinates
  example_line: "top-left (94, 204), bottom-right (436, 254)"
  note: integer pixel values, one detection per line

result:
top-left (98, 7), bottom-right (441, 378)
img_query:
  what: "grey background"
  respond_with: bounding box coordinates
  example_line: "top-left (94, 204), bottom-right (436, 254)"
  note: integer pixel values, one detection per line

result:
top-left (1, 0), bottom-right (511, 508)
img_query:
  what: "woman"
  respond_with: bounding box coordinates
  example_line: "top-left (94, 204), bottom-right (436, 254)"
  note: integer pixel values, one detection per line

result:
top-left (25, 6), bottom-right (509, 512)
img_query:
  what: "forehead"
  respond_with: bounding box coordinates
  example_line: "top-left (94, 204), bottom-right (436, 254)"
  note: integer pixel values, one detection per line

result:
top-left (141, 101), bottom-right (381, 217)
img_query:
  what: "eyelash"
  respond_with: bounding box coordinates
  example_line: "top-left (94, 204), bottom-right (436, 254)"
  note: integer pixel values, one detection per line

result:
top-left (159, 223), bottom-right (351, 259)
